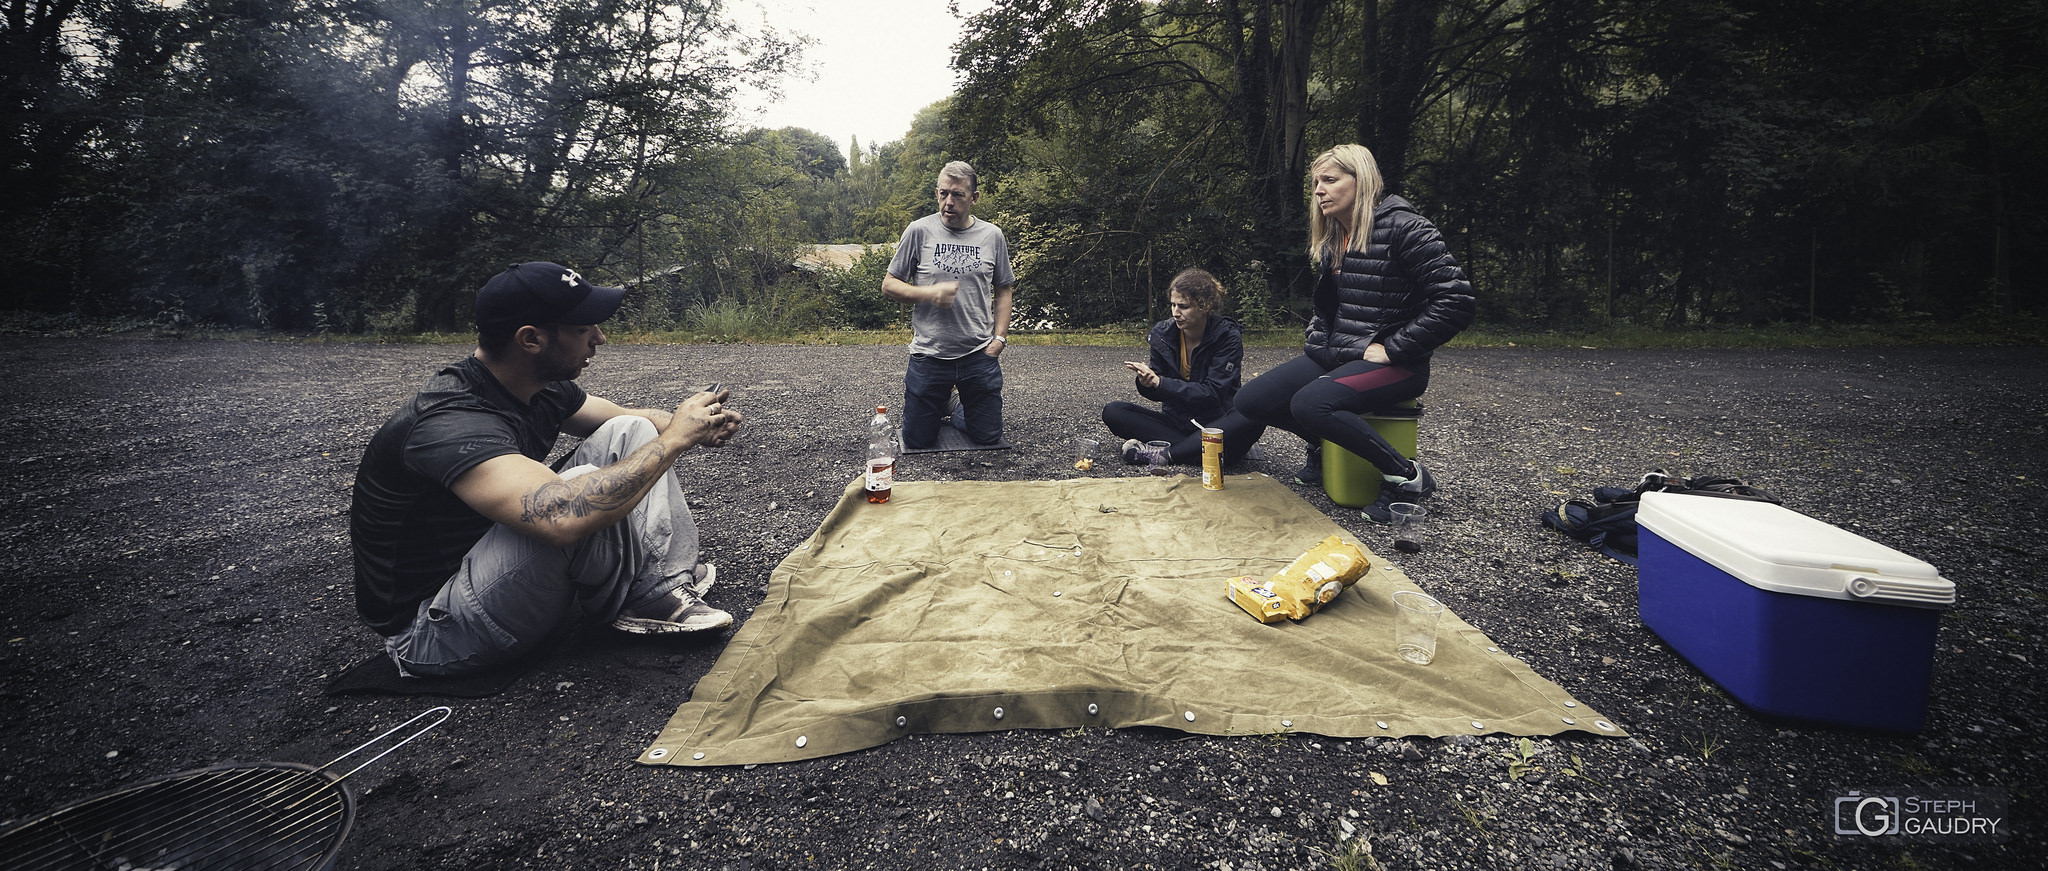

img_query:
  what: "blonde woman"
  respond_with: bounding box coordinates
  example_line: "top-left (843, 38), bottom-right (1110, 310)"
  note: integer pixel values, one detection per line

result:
top-left (1222, 144), bottom-right (1475, 521)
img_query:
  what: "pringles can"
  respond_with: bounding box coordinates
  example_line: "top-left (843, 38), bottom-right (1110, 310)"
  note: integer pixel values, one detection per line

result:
top-left (1200, 426), bottom-right (1224, 490)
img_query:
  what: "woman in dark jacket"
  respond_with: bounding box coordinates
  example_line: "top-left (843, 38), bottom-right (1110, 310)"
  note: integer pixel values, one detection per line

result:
top-left (1102, 268), bottom-right (1254, 465)
top-left (1225, 143), bottom-right (1475, 521)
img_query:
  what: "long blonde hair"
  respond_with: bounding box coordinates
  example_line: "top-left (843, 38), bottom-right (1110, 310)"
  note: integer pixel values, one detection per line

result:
top-left (1306, 144), bottom-right (1385, 269)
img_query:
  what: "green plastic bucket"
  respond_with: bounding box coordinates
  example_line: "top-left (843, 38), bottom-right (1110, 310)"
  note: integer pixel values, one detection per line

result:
top-left (1321, 400), bottom-right (1421, 508)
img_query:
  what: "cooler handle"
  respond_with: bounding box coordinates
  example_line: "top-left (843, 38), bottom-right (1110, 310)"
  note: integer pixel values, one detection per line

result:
top-left (1841, 574), bottom-right (1955, 609)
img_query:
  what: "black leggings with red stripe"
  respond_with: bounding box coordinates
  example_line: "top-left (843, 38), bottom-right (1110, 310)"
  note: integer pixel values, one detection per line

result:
top-left (1221, 353), bottom-right (1429, 477)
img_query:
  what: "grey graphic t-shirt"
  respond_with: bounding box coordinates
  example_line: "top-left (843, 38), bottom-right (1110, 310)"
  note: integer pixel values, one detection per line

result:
top-left (888, 213), bottom-right (1015, 358)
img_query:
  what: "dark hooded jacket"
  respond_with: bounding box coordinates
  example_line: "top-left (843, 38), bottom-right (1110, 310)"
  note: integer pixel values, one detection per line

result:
top-left (1304, 195), bottom-right (1475, 368)
top-left (1136, 313), bottom-right (1243, 424)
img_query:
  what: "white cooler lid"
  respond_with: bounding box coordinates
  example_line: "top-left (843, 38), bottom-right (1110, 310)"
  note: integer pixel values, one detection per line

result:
top-left (1637, 491), bottom-right (1954, 609)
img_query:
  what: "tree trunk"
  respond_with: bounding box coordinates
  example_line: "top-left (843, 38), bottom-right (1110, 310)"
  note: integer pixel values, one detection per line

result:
top-left (1353, 0), bottom-right (1442, 190)
top-left (1989, 155), bottom-right (2010, 316)
top-left (420, 9), bottom-right (476, 331)
top-left (1273, 0), bottom-right (1324, 193)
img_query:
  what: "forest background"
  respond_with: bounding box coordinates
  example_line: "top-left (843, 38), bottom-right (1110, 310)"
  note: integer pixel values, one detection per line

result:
top-left (3, 0), bottom-right (2043, 341)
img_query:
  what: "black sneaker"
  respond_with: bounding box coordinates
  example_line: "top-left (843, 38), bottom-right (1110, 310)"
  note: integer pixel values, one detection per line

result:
top-left (1293, 442), bottom-right (1323, 486)
top-left (1120, 438), bottom-right (1144, 464)
top-left (1361, 461), bottom-right (1437, 524)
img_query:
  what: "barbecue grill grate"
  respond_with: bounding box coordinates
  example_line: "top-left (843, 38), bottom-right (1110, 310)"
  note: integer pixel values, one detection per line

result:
top-left (0, 707), bottom-right (448, 871)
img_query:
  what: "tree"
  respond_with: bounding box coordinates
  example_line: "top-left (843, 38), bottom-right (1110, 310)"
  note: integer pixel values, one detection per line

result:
top-left (953, 0), bottom-right (1332, 312)
top-left (744, 126), bottom-right (847, 180)
top-left (2, 0), bottom-right (209, 312)
top-left (3, 0), bottom-right (803, 329)
top-left (736, 126), bottom-right (854, 242)
top-left (359, 0), bottom-right (802, 328)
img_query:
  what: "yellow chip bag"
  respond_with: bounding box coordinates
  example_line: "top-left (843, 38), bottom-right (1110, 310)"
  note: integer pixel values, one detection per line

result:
top-left (1228, 534), bottom-right (1370, 623)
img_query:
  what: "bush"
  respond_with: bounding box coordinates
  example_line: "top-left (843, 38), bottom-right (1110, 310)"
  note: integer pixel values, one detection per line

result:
top-left (818, 246), bottom-right (903, 329)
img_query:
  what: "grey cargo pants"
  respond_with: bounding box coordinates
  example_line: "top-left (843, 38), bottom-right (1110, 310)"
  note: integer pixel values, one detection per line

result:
top-left (385, 416), bottom-right (699, 676)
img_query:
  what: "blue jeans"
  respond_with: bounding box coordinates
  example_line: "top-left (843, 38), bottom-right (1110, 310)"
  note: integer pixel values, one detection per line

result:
top-left (902, 351), bottom-right (1004, 448)
top-left (383, 417), bottom-right (698, 676)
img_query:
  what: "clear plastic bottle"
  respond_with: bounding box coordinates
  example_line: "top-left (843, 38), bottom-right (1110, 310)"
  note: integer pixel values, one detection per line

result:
top-left (865, 405), bottom-right (895, 504)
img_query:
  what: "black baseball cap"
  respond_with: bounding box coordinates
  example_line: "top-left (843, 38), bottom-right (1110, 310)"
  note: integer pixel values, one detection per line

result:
top-left (474, 262), bottom-right (626, 328)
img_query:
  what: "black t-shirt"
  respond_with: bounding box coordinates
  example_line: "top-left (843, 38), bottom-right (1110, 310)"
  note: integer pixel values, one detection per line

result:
top-left (350, 356), bottom-right (588, 635)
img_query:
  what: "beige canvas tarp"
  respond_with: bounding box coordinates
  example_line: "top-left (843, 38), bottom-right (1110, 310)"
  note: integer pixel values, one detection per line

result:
top-left (642, 474), bottom-right (1623, 766)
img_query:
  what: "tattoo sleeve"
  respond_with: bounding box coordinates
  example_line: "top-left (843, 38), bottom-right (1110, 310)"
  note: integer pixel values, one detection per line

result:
top-left (518, 442), bottom-right (670, 525)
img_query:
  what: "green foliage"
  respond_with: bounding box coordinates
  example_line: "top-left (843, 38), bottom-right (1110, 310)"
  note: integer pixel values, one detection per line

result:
top-left (1451, 796), bottom-right (1494, 845)
top-left (744, 127), bottom-right (849, 180)
top-left (1684, 732), bottom-right (1724, 762)
top-left (1312, 828), bottom-right (1381, 871)
top-left (8, 0), bottom-right (2044, 333)
top-left (1559, 752), bottom-right (1601, 786)
top-left (1501, 737), bottom-right (1541, 780)
top-left (952, 1), bottom-right (1315, 327)
top-left (950, 0), bottom-right (2048, 331)
top-left (3, 0), bottom-right (803, 331)
top-left (816, 246), bottom-right (903, 330)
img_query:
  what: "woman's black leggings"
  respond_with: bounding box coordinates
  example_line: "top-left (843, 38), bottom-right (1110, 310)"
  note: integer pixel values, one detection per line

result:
top-left (1101, 402), bottom-right (1258, 465)
top-left (1221, 353), bottom-right (1430, 476)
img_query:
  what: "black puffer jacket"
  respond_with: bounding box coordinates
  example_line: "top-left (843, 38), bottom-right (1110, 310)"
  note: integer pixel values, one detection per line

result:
top-left (1136, 314), bottom-right (1243, 424)
top-left (1304, 195), bottom-right (1476, 368)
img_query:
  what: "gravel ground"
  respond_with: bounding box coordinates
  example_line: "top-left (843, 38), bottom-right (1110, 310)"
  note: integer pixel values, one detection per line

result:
top-left (0, 337), bottom-right (2042, 870)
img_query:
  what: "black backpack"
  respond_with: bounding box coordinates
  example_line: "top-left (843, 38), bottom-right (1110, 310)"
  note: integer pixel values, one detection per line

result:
top-left (1542, 470), bottom-right (1782, 564)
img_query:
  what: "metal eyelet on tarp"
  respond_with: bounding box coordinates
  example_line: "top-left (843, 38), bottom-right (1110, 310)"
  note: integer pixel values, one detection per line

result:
top-left (648, 748), bottom-right (669, 760)
top-left (1471, 721), bottom-right (1484, 730)
top-left (1563, 718), bottom-right (1576, 726)
top-left (993, 707), bottom-right (1005, 720)
top-left (1087, 703), bottom-right (1098, 716)
top-left (1595, 720), bottom-right (1615, 731)
top-left (1376, 721), bottom-right (1389, 730)
top-left (896, 716), bottom-right (908, 728)
top-left (692, 752), bottom-right (705, 760)
top-left (795, 735), bottom-right (808, 748)
top-left (1184, 711), bottom-right (1196, 722)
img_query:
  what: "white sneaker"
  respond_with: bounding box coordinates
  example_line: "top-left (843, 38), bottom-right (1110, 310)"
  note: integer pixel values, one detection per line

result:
top-left (685, 563), bottom-right (717, 598)
top-left (612, 584), bottom-right (733, 635)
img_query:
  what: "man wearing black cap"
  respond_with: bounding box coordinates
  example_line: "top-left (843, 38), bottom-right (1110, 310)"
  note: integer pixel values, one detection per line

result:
top-left (349, 262), bottom-right (743, 677)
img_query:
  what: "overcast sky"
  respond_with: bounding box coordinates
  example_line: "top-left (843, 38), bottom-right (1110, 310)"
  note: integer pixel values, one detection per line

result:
top-left (736, 0), bottom-right (996, 159)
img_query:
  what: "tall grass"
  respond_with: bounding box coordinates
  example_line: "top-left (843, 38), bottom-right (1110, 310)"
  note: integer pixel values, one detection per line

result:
top-left (681, 298), bottom-right (787, 342)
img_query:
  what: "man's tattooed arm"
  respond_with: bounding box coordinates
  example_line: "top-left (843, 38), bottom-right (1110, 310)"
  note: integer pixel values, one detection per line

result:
top-left (517, 440), bottom-right (671, 525)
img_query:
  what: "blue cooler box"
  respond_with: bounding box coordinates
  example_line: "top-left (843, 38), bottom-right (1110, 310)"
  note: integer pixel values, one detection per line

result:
top-left (1636, 491), bottom-right (1954, 732)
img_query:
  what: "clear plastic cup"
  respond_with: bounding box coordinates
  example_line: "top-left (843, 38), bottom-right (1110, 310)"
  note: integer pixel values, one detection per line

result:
top-left (1389, 502), bottom-right (1427, 553)
top-left (1392, 590), bottom-right (1445, 665)
top-left (1145, 440), bottom-right (1172, 475)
